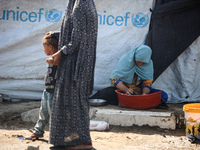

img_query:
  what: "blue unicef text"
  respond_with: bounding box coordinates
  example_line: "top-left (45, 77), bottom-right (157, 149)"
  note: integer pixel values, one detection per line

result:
top-left (98, 11), bottom-right (130, 26)
top-left (0, 7), bottom-right (62, 23)
top-left (0, 7), bottom-right (149, 28)
top-left (0, 7), bottom-right (44, 22)
top-left (98, 11), bottom-right (149, 28)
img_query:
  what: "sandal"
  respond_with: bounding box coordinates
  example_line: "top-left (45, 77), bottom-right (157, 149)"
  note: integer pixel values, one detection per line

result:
top-left (30, 133), bottom-right (44, 138)
top-left (156, 98), bottom-right (170, 109)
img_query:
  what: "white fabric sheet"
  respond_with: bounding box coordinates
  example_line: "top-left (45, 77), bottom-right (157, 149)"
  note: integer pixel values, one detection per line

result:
top-left (4, 0), bottom-right (200, 104)
top-left (0, 0), bottom-right (154, 100)
top-left (153, 36), bottom-right (200, 103)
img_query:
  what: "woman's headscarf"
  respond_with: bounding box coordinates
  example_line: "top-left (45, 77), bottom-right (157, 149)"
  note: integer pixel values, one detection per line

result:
top-left (109, 45), bottom-right (154, 84)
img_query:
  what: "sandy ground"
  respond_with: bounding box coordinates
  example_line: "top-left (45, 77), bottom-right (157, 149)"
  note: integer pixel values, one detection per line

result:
top-left (0, 101), bottom-right (200, 150)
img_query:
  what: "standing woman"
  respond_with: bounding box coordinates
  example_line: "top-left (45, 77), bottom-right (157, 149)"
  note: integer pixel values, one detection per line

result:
top-left (45, 0), bottom-right (98, 149)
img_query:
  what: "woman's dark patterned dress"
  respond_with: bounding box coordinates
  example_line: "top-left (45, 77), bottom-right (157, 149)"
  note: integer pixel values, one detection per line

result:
top-left (49, 0), bottom-right (98, 146)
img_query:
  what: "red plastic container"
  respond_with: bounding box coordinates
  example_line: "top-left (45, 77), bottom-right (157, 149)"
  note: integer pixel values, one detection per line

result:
top-left (115, 89), bottom-right (161, 109)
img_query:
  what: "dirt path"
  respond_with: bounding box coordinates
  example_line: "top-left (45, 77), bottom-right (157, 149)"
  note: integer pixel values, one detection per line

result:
top-left (0, 101), bottom-right (200, 150)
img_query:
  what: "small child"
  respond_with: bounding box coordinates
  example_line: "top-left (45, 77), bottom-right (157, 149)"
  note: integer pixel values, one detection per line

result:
top-left (30, 35), bottom-right (58, 138)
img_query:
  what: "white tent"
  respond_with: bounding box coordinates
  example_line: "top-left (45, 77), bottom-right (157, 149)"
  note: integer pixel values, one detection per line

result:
top-left (153, 36), bottom-right (200, 103)
top-left (0, 0), bottom-right (199, 103)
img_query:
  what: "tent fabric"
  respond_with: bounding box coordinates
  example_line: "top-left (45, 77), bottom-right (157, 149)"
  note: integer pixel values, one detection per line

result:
top-left (0, 0), bottom-right (67, 99)
top-left (1, 0), bottom-right (200, 103)
top-left (0, 0), bottom-right (154, 100)
top-left (145, 0), bottom-right (200, 80)
top-left (153, 36), bottom-right (200, 103)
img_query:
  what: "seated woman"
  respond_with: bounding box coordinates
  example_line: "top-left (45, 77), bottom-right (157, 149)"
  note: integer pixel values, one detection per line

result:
top-left (90, 45), bottom-right (168, 107)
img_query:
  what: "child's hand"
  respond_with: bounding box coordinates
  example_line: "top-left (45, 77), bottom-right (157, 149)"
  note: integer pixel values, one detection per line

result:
top-left (46, 57), bottom-right (54, 64)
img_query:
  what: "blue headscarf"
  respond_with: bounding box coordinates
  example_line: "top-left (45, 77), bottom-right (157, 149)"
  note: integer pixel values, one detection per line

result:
top-left (109, 45), bottom-right (154, 84)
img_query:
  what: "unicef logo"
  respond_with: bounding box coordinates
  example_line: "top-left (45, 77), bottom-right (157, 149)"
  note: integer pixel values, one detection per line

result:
top-left (45, 9), bottom-right (62, 23)
top-left (131, 12), bottom-right (149, 28)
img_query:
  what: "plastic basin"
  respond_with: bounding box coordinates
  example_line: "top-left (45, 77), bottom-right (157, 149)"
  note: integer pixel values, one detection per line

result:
top-left (115, 89), bottom-right (161, 109)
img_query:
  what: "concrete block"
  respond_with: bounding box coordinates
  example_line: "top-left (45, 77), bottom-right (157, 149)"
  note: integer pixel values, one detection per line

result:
top-left (90, 108), bottom-right (176, 130)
